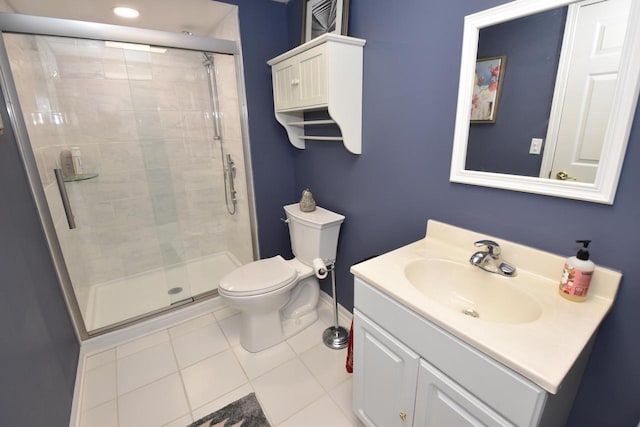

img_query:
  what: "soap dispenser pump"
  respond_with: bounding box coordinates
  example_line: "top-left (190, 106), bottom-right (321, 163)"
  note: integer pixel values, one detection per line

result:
top-left (559, 240), bottom-right (595, 302)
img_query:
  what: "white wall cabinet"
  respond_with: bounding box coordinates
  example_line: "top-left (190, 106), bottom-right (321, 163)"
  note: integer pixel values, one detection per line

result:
top-left (353, 277), bottom-right (592, 427)
top-left (267, 34), bottom-right (366, 154)
top-left (271, 43), bottom-right (328, 111)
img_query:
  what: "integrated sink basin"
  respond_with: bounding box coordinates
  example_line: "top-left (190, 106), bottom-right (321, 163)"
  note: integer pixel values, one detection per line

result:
top-left (351, 220), bottom-right (622, 394)
top-left (404, 258), bottom-right (543, 324)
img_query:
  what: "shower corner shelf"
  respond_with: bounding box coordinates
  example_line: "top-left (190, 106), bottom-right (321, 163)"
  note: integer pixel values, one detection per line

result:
top-left (63, 172), bottom-right (98, 182)
top-left (267, 34), bottom-right (366, 155)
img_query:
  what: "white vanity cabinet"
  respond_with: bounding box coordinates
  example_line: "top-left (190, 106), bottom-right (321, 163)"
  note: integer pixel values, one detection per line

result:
top-left (413, 359), bottom-right (514, 426)
top-left (267, 34), bottom-right (365, 154)
top-left (354, 311), bottom-right (518, 427)
top-left (353, 277), bottom-right (586, 427)
top-left (353, 312), bottom-right (420, 426)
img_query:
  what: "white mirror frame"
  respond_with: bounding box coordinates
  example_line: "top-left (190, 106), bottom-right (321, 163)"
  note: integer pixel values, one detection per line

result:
top-left (450, 0), bottom-right (640, 204)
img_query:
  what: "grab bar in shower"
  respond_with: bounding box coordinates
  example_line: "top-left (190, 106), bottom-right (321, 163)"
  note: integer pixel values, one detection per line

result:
top-left (54, 168), bottom-right (76, 229)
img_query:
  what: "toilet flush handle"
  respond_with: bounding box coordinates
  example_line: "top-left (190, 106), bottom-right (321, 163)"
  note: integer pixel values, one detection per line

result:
top-left (280, 217), bottom-right (290, 224)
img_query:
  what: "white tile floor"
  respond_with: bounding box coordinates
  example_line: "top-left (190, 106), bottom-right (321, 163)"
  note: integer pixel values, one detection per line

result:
top-left (77, 303), bottom-right (361, 427)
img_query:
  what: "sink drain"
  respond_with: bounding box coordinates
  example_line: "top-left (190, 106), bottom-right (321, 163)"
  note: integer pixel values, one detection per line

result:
top-left (462, 308), bottom-right (480, 318)
top-left (168, 287), bottom-right (183, 295)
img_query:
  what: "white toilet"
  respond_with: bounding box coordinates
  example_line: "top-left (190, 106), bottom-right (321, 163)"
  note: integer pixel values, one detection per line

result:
top-left (218, 203), bottom-right (345, 352)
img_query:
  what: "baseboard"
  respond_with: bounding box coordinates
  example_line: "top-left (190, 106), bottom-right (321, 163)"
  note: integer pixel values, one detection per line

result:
top-left (69, 348), bottom-right (86, 427)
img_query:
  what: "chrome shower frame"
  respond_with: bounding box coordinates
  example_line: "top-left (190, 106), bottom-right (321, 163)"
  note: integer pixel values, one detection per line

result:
top-left (0, 12), bottom-right (261, 340)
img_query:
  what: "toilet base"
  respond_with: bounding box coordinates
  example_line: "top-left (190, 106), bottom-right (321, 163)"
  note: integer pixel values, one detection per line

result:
top-left (283, 309), bottom-right (318, 342)
top-left (239, 306), bottom-right (319, 353)
top-left (237, 276), bottom-right (320, 353)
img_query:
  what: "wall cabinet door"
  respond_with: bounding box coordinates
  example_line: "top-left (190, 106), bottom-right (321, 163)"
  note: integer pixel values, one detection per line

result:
top-left (414, 359), bottom-right (514, 427)
top-left (353, 312), bottom-right (419, 427)
top-left (271, 44), bottom-right (327, 112)
top-left (295, 44), bottom-right (327, 109)
top-left (272, 58), bottom-right (298, 111)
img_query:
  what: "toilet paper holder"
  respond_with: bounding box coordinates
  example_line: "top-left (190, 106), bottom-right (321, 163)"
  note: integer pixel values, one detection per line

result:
top-left (312, 257), bottom-right (330, 279)
top-left (321, 262), bottom-right (349, 350)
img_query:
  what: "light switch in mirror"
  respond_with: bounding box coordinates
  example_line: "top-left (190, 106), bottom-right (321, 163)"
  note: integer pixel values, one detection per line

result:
top-left (450, 0), bottom-right (640, 204)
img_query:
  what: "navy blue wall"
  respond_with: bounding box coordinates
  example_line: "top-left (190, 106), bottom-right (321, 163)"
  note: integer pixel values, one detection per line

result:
top-left (271, 1), bottom-right (639, 425)
top-left (2, 0), bottom-right (637, 424)
top-left (467, 8), bottom-right (566, 176)
top-left (0, 87), bottom-right (79, 424)
top-left (222, 0), bottom-right (297, 258)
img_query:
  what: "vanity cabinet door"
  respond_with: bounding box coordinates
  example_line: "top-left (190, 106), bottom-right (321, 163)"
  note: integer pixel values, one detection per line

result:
top-left (353, 311), bottom-right (420, 427)
top-left (414, 359), bottom-right (514, 427)
top-left (271, 44), bottom-right (327, 112)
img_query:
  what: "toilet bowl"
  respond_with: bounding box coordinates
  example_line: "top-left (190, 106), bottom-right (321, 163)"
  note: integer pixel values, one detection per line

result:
top-left (219, 203), bottom-right (345, 353)
top-left (219, 256), bottom-right (319, 352)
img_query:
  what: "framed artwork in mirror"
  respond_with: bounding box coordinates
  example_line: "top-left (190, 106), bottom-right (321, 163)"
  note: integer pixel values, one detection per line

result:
top-left (471, 56), bottom-right (506, 123)
top-left (301, 0), bottom-right (349, 44)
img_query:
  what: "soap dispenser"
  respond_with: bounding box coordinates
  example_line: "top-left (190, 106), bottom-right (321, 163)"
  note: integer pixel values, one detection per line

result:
top-left (559, 240), bottom-right (595, 302)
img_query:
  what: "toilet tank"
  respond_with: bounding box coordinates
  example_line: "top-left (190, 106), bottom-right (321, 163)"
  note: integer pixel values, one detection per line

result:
top-left (284, 203), bottom-right (345, 266)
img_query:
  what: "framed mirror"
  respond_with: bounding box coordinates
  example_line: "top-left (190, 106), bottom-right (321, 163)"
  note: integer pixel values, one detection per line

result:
top-left (450, 0), bottom-right (640, 204)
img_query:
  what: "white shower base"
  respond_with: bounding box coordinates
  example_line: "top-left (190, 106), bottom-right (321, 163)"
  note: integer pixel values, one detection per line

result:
top-left (82, 251), bottom-right (241, 332)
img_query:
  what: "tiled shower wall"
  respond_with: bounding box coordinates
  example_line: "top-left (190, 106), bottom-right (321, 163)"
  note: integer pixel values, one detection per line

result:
top-left (5, 30), bottom-right (253, 308)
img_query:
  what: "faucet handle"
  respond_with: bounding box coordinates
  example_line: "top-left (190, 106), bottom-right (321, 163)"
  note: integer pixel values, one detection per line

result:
top-left (473, 240), bottom-right (501, 257)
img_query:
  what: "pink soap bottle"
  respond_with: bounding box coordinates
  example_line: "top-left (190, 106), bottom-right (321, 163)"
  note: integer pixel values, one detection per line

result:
top-left (559, 240), bottom-right (595, 302)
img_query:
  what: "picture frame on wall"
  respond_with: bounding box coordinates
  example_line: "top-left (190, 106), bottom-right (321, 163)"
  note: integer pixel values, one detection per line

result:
top-left (470, 56), bottom-right (506, 123)
top-left (301, 0), bottom-right (349, 44)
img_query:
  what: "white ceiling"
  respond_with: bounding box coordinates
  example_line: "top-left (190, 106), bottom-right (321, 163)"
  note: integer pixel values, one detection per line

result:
top-left (1, 0), bottom-right (237, 36)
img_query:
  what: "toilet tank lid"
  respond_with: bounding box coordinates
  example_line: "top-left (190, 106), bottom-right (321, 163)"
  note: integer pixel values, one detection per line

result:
top-left (284, 203), bottom-right (345, 228)
top-left (219, 255), bottom-right (296, 295)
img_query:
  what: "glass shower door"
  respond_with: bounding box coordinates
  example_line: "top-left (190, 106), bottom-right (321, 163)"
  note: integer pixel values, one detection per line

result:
top-left (3, 32), bottom-right (252, 333)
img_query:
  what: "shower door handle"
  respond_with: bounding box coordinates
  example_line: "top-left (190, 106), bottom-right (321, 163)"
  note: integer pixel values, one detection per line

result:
top-left (54, 168), bottom-right (76, 229)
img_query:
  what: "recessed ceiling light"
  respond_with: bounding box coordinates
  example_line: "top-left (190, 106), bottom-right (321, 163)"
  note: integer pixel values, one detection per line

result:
top-left (113, 7), bottom-right (140, 19)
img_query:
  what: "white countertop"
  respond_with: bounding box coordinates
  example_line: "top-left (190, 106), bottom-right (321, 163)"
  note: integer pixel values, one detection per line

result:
top-left (350, 220), bottom-right (621, 393)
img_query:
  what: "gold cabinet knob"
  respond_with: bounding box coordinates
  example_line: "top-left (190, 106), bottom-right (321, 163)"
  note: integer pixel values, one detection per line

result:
top-left (399, 412), bottom-right (407, 422)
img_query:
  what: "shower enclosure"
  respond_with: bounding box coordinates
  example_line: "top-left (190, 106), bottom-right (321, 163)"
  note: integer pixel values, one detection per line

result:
top-left (0, 14), bottom-right (257, 337)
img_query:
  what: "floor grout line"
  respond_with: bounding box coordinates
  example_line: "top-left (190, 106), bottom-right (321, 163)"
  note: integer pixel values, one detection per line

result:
top-left (168, 322), bottom-right (195, 423)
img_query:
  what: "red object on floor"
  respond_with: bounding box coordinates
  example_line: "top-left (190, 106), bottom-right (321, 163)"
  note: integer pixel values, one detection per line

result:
top-left (346, 319), bottom-right (354, 373)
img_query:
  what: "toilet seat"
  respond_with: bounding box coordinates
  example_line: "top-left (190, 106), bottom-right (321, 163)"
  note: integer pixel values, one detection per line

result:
top-left (219, 255), bottom-right (297, 296)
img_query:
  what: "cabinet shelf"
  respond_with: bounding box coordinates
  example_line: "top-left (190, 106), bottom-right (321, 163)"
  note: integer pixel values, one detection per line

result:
top-left (288, 119), bottom-right (337, 126)
top-left (268, 34), bottom-right (366, 154)
top-left (299, 136), bottom-right (343, 141)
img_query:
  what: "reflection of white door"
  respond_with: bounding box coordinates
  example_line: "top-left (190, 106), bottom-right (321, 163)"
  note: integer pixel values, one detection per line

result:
top-left (541, 0), bottom-right (631, 182)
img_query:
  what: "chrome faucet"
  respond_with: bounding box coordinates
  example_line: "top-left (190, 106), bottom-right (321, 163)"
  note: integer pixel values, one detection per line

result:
top-left (469, 240), bottom-right (516, 277)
